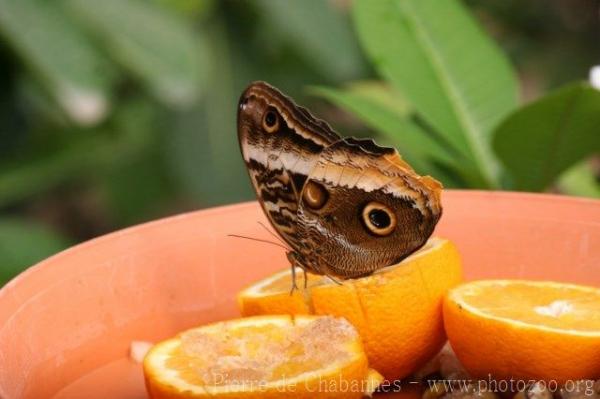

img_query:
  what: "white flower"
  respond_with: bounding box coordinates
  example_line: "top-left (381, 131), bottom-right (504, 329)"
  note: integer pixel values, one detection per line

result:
top-left (590, 65), bottom-right (600, 90)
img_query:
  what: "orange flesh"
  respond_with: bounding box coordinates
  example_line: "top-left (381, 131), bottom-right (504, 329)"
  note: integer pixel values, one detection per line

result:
top-left (459, 281), bottom-right (600, 331)
top-left (165, 317), bottom-right (357, 387)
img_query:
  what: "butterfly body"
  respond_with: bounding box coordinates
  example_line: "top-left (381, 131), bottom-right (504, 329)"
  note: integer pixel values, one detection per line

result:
top-left (238, 81), bottom-right (442, 279)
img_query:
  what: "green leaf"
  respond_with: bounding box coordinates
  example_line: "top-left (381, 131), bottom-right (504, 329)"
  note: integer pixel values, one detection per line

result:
top-left (0, 218), bottom-right (71, 285)
top-left (338, 81), bottom-right (413, 117)
top-left (310, 84), bottom-right (454, 172)
top-left (352, 0), bottom-right (518, 187)
top-left (0, 0), bottom-right (115, 125)
top-left (256, 0), bottom-right (365, 81)
top-left (65, 0), bottom-right (207, 107)
top-left (557, 161), bottom-right (600, 199)
top-left (494, 83), bottom-right (600, 191)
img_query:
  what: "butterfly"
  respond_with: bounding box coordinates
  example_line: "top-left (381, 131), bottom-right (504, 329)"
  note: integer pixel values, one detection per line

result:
top-left (237, 81), bottom-right (442, 287)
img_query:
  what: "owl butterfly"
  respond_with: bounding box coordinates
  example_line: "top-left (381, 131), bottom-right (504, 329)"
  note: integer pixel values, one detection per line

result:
top-left (237, 81), bottom-right (442, 285)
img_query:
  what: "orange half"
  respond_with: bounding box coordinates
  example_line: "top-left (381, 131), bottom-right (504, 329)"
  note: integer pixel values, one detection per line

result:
top-left (444, 280), bottom-right (600, 382)
top-left (143, 315), bottom-right (383, 398)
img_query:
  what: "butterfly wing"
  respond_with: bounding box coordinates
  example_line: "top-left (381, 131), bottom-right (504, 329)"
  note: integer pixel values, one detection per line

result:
top-left (296, 137), bottom-right (443, 278)
top-left (237, 81), bottom-right (339, 249)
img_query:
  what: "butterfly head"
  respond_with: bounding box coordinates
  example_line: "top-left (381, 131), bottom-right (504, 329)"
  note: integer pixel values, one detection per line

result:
top-left (238, 82), bottom-right (287, 138)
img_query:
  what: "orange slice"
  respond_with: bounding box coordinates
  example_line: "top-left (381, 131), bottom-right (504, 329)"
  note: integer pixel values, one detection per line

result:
top-left (444, 280), bottom-right (600, 382)
top-left (143, 315), bottom-right (383, 398)
top-left (237, 238), bottom-right (463, 381)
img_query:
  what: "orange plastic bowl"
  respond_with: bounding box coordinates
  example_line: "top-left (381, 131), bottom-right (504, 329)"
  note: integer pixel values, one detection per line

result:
top-left (1, 191), bottom-right (599, 399)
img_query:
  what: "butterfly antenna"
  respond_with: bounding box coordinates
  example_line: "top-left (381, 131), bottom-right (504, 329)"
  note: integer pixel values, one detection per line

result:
top-left (257, 221), bottom-right (289, 248)
top-left (227, 234), bottom-right (289, 250)
top-left (325, 272), bottom-right (343, 285)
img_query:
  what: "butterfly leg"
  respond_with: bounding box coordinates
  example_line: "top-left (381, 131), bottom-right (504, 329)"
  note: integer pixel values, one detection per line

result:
top-left (303, 267), bottom-right (308, 289)
top-left (289, 263), bottom-right (299, 295)
top-left (287, 251), bottom-right (301, 295)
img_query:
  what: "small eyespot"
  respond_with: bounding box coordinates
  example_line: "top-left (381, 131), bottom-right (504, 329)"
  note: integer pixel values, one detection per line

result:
top-left (302, 181), bottom-right (328, 210)
top-left (262, 107), bottom-right (280, 133)
top-left (361, 202), bottom-right (396, 236)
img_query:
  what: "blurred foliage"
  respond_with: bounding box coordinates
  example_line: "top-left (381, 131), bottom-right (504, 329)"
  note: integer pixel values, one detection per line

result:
top-left (320, 0), bottom-right (520, 189)
top-left (317, 0), bottom-right (600, 192)
top-left (0, 0), bottom-right (598, 285)
top-left (0, 218), bottom-right (71, 283)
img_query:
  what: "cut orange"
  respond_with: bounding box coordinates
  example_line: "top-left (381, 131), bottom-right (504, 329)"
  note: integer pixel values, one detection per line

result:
top-left (143, 315), bottom-right (383, 398)
top-left (237, 238), bottom-right (463, 381)
top-left (444, 280), bottom-right (600, 383)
